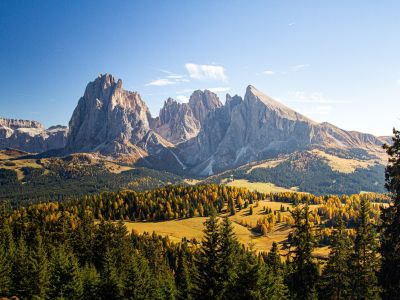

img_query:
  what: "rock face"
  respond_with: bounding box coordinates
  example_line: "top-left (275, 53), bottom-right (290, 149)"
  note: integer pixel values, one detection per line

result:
top-left (0, 75), bottom-right (388, 178)
top-left (152, 90), bottom-right (222, 144)
top-left (0, 118), bottom-right (68, 153)
top-left (175, 85), bottom-right (386, 175)
top-left (65, 74), bottom-right (171, 162)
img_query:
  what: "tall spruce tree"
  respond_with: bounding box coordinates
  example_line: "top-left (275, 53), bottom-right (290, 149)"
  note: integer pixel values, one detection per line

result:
top-left (219, 216), bottom-right (240, 298)
top-left (11, 237), bottom-right (32, 299)
top-left (288, 204), bottom-right (319, 300)
top-left (254, 242), bottom-right (288, 300)
top-left (0, 222), bottom-right (13, 297)
top-left (350, 198), bottom-right (381, 300)
top-left (380, 129), bottom-right (400, 299)
top-left (29, 231), bottom-right (50, 299)
top-left (195, 209), bottom-right (222, 300)
top-left (176, 242), bottom-right (192, 300)
top-left (0, 242), bottom-right (11, 297)
top-left (48, 246), bottom-right (83, 299)
top-left (99, 248), bottom-right (123, 300)
top-left (81, 263), bottom-right (101, 300)
top-left (320, 215), bottom-right (352, 300)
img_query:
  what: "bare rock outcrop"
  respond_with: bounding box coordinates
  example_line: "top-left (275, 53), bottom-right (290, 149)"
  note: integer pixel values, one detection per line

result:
top-left (0, 118), bottom-right (67, 153)
top-left (65, 74), bottom-right (170, 162)
top-left (152, 90), bottom-right (222, 144)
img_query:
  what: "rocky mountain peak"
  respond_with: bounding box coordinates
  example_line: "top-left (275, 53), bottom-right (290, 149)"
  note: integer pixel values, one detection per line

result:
top-left (244, 84), bottom-right (314, 123)
top-left (66, 74), bottom-right (164, 160)
top-left (188, 90), bottom-right (223, 125)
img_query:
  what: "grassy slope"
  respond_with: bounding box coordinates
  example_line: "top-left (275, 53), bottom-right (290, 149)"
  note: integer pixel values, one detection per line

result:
top-left (124, 199), bottom-right (329, 257)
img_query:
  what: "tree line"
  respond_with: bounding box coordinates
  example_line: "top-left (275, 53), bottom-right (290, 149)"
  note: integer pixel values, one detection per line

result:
top-left (0, 129), bottom-right (399, 299)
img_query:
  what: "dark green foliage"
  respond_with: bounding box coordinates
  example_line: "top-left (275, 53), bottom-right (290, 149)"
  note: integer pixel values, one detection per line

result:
top-left (30, 232), bottom-right (50, 299)
top-left (288, 205), bottom-right (319, 300)
top-left (195, 209), bottom-right (221, 299)
top-left (48, 246), bottom-right (83, 299)
top-left (320, 216), bottom-right (352, 299)
top-left (99, 249), bottom-right (123, 300)
top-left (350, 198), bottom-right (381, 299)
top-left (0, 164), bottom-right (183, 203)
top-left (81, 264), bottom-right (100, 300)
top-left (380, 129), bottom-right (400, 300)
top-left (176, 242), bottom-right (193, 300)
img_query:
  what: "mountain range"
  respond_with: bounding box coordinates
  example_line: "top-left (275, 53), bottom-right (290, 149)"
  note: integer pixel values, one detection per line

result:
top-left (0, 73), bottom-right (390, 194)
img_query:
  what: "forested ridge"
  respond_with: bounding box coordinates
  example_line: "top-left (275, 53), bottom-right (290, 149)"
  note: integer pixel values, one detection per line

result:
top-left (0, 129), bottom-right (399, 299)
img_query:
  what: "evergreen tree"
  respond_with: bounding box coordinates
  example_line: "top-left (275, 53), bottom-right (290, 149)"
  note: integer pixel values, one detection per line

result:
top-left (266, 242), bottom-right (282, 274)
top-left (0, 223), bottom-right (14, 297)
top-left (30, 232), bottom-right (50, 299)
top-left (48, 246), bottom-right (83, 299)
top-left (254, 243), bottom-right (288, 300)
top-left (176, 243), bottom-right (192, 300)
top-left (99, 248), bottom-right (123, 300)
top-left (288, 204), bottom-right (319, 300)
top-left (123, 253), bottom-right (154, 300)
top-left (81, 264), bottom-right (100, 300)
top-left (219, 216), bottom-right (240, 298)
top-left (350, 198), bottom-right (381, 299)
top-left (380, 129), bottom-right (400, 299)
top-left (11, 237), bottom-right (32, 299)
top-left (234, 247), bottom-right (260, 299)
top-left (320, 215), bottom-right (352, 300)
top-left (195, 209), bottom-right (222, 300)
top-left (0, 242), bottom-right (11, 297)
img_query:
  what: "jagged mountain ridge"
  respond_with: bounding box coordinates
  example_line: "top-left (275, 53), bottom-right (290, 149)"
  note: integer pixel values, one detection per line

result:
top-left (0, 74), bottom-right (388, 178)
top-left (175, 85), bottom-right (386, 175)
top-left (0, 118), bottom-right (68, 153)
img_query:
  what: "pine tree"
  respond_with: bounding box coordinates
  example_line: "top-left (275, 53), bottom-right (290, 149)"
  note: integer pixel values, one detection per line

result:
top-left (195, 209), bottom-right (222, 300)
top-left (81, 264), bottom-right (100, 300)
top-left (99, 248), bottom-right (123, 300)
top-left (350, 198), bottom-right (381, 299)
top-left (123, 253), bottom-right (154, 300)
top-left (254, 242), bottom-right (288, 300)
top-left (176, 243), bottom-right (192, 300)
top-left (0, 223), bottom-right (14, 297)
top-left (320, 215), bottom-right (352, 300)
top-left (266, 242), bottom-right (282, 275)
top-left (48, 246), bottom-right (83, 299)
top-left (219, 216), bottom-right (240, 298)
top-left (0, 242), bottom-right (11, 296)
top-left (11, 237), bottom-right (32, 299)
top-left (30, 232), bottom-right (50, 299)
top-left (380, 129), bottom-right (400, 299)
top-left (288, 204), bottom-right (319, 300)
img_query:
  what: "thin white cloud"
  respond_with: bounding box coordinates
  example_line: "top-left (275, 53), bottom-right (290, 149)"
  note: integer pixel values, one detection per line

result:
top-left (262, 70), bottom-right (275, 75)
top-left (291, 64), bottom-right (309, 72)
top-left (146, 72), bottom-right (189, 86)
top-left (206, 87), bottom-right (231, 93)
top-left (397, 79), bottom-right (400, 85)
top-left (146, 78), bottom-right (177, 86)
top-left (185, 63), bottom-right (227, 81)
top-left (176, 95), bottom-right (189, 102)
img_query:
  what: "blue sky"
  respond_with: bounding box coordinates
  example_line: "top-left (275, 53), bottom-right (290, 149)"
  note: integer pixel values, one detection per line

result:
top-left (0, 0), bottom-right (399, 136)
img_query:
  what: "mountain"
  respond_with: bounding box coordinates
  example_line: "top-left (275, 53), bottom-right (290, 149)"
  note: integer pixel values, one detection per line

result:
top-left (0, 118), bottom-right (67, 153)
top-left (0, 74), bottom-right (389, 195)
top-left (173, 85), bottom-right (386, 175)
top-left (151, 90), bottom-right (222, 144)
top-left (65, 74), bottom-right (171, 162)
